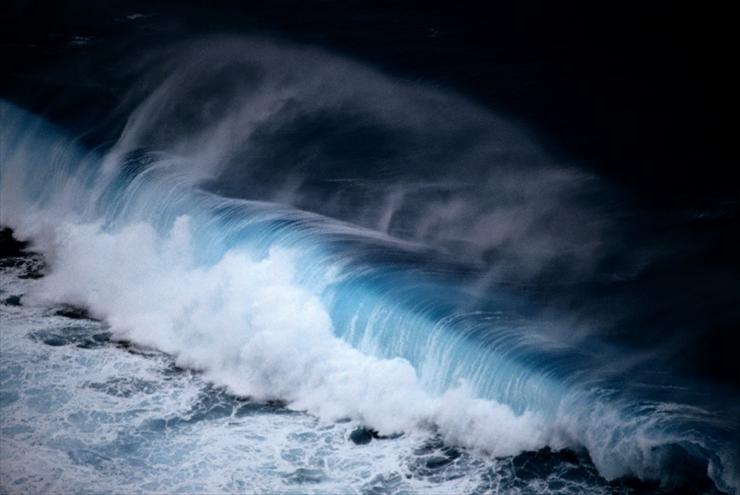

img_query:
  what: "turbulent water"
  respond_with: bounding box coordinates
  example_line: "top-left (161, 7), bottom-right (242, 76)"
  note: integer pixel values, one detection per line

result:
top-left (0, 249), bottom-right (676, 494)
top-left (1, 34), bottom-right (738, 494)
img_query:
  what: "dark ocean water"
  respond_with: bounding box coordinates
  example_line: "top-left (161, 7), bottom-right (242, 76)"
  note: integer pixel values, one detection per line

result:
top-left (1, 2), bottom-right (738, 493)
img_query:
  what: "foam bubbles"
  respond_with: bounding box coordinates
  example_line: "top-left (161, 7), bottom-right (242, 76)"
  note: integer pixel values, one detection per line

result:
top-left (28, 217), bottom-right (548, 457)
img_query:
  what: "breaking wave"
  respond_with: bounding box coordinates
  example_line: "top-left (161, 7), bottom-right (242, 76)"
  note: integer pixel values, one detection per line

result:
top-left (1, 37), bottom-right (737, 493)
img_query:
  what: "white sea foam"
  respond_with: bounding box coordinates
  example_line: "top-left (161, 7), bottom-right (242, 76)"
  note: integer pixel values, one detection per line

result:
top-left (26, 217), bottom-right (550, 457)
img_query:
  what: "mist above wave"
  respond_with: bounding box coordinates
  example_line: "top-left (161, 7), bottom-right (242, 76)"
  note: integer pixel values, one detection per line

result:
top-left (98, 36), bottom-right (617, 284)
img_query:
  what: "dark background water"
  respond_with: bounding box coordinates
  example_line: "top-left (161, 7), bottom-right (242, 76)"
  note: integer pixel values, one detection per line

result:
top-left (1, 1), bottom-right (738, 389)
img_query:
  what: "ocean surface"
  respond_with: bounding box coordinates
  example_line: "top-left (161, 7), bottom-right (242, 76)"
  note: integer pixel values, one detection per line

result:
top-left (1, 3), bottom-right (739, 494)
top-left (0, 247), bottom-right (681, 494)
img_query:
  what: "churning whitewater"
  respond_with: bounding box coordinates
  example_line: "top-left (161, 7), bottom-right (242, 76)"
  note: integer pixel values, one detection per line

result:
top-left (1, 37), bottom-right (738, 494)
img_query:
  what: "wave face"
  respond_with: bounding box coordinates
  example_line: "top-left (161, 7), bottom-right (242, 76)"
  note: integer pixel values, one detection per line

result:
top-left (1, 37), bottom-right (738, 494)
